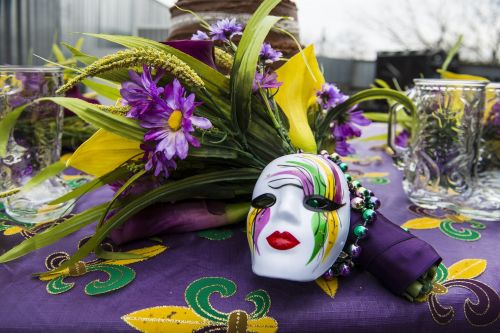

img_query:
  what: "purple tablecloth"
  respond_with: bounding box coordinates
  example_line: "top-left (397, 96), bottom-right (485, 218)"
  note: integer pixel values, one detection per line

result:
top-left (0, 124), bottom-right (498, 332)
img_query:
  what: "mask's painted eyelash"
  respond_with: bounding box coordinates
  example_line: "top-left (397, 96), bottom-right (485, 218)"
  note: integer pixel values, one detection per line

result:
top-left (251, 193), bottom-right (276, 208)
top-left (304, 195), bottom-right (345, 212)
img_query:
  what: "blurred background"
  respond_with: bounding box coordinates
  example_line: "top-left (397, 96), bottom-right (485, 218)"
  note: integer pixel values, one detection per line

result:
top-left (1, 0), bottom-right (500, 92)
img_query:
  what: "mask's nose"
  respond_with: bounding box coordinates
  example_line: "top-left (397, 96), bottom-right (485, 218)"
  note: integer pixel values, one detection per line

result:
top-left (272, 188), bottom-right (303, 226)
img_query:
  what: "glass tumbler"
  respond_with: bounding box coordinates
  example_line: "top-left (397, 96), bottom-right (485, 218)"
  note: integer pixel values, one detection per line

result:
top-left (388, 79), bottom-right (488, 212)
top-left (0, 66), bottom-right (73, 223)
top-left (457, 83), bottom-right (500, 220)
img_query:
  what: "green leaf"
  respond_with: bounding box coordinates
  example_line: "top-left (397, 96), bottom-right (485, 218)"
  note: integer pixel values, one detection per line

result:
top-left (358, 133), bottom-right (388, 142)
top-left (441, 35), bottom-right (463, 72)
top-left (318, 88), bottom-right (416, 135)
top-left (74, 38), bottom-right (85, 51)
top-left (37, 97), bottom-right (145, 141)
top-left (97, 169), bottom-right (146, 228)
top-left (49, 167), bottom-right (129, 205)
top-left (23, 160), bottom-right (66, 190)
top-left (52, 44), bottom-right (66, 63)
top-left (82, 79), bottom-right (121, 100)
top-left (39, 168), bottom-right (261, 276)
top-left (0, 104), bottom-right (29, 157)
top-left (230, 0), bottom-right (282, 134)
top-left (365, 112), bottom-right (389, 122)
top-left (94, 247), bottom-right (145, 260)
top-left (62, 42), bottom-right (98, 65)
top-left (0, 203), bottom-right (108, 263)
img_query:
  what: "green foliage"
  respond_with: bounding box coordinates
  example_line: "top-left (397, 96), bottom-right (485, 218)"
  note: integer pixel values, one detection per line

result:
top-left (0, 104), bottom-right (29, 158)
top-left (37, 168), bottom-right (261, 277)
top-left (38, 97), bottom-right (145, 141)
top-left (82, 79), bottom-right (121, 100)
top-left (0, 203), bottom-right (109, 263)
top-left (49, 167), bottom-right (129, 205)
top-left (230, 0), bottom-right (282, 134)
top-left (23, 160), bottom-right (66, 190)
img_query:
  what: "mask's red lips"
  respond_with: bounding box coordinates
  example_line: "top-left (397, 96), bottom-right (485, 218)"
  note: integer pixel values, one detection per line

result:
top-left (266, 231), bottom-right (300, 250)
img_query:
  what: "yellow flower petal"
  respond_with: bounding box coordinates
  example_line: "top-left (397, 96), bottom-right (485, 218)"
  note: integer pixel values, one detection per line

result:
top-left (275, 45), bottom-right (325, 153)
top-left (447, 259), bottom-right (487, 280)
top-left (67, 129), bottom-right (142, 177)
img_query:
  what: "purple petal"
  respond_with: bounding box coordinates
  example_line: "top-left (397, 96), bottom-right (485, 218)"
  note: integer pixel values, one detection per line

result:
top-left (190, 116), bottom-right (212, 130)
top-left (175, 133), bottom-right (189, 159)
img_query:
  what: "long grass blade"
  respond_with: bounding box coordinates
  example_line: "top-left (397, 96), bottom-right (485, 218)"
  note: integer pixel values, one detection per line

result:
top-left (37, 97), bottom-right (145, 141)
top-left (37, 168), bottom-right (260, 276)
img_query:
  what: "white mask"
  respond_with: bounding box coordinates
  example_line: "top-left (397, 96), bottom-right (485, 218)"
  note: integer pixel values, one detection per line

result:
top-left (247, 154), bottom-right (351, 281)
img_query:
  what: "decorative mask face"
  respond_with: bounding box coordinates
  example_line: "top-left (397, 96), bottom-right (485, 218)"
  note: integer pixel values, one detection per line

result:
top-left (247, 154), bottom-right (350, 281)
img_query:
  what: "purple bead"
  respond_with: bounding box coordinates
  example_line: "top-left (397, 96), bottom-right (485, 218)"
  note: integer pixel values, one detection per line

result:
top-left (350, 197), bottom-right (364, 210)
top-left (350, 244), bottom-right (361, 258)
top-left (368, 189), bottom-right (375, 196)
top-left (323, 268), bottom-right (336, 280)
top-left (339, 263), bottom-right (351, 277)
top-left (370, 196), bottom-right (381, 210)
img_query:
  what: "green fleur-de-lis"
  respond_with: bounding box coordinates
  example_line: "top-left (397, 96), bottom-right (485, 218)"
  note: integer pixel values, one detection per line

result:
top-left (42, 245), bottom-right (167, 296)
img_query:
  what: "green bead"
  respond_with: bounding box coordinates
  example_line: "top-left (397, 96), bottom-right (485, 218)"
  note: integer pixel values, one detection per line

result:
top-left (338, 162), bottom-right (348, 172)
top-left (351, 180), bottom-right (362, 188)
top-left (344, 173), bottom-right (352, 182)
top-left (362, 208), bottom-right (377, 223)
top-left (353, 225), bottom-right (368, 239)
top-left (356, 187), bottom-right (370, 197)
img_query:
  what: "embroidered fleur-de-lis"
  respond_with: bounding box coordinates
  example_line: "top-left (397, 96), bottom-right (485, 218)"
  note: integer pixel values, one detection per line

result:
top-left (402, 205), bottom-right (486, 241)
top-left (416, 259), bottom-right (499, 327)
top-left (122, 277), bottom-right (278, 333)
top-left (40, 242), bottom-right (167, 296)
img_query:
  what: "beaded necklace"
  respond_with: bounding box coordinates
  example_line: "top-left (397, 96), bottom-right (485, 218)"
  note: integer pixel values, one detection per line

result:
top-left (319, 150), bottom-right (381, 280)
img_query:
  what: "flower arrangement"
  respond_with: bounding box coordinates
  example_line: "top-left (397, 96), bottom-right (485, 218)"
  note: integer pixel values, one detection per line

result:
top-left (0, 0), bottom-right (421, 293)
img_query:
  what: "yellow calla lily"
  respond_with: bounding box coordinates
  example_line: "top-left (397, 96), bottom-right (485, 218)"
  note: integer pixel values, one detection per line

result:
top-left (438, 69), bottom-right (488, 81)
top-left (437, 69), bottom-right (493, 114)
top-left (275, 45), bottom-right (325, 153)
top-left (67, 129), bottom-right (142, 177)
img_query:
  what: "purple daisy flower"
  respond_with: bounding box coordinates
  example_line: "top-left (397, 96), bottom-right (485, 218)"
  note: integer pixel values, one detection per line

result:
top-left (332, 108), bottom-right (371, 139)
top-left (335, 138), bottom-right (356, 156)
top-left (140, 79), bottom-right (212, 160)
top-left (210, 18), bottom-right (243, 42)
top-left (142, 144), bottom-right (177, 178)
top-left (260, 43), bottom-right (282, 63)
top-left (120, 65), bottom-right (164, 118)
top-left (316, 83), bottom-right (348, 110)
top-left (252, 70), bottom-right (283, 92)
top-left (191, 30), bottom-right (209, 41)
top-left (395, 129), bottom-right (410, 148)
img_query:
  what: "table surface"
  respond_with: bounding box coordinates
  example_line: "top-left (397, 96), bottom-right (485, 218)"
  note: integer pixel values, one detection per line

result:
top-left (0, 124), bottom-right (498, 333)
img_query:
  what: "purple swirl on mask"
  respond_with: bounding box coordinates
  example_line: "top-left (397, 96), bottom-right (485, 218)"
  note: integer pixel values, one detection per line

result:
top-left (270, 170), bottom-right (314, 196)
top-left (253, 208), bottom-right (270, 255)
top-left (428, 279), bottom-right (499, 327)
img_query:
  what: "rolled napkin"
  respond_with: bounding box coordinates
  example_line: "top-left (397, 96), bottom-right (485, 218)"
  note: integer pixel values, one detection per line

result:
top-left (349, 210), bottom-right (441, 298)
top-left (109, 200), bottom-right (248, 244)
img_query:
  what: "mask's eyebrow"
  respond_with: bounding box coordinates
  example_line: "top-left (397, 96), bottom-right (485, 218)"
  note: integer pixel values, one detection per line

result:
top-left (269, 169), bottom-right (314, 196)
top-left (267, 177), bottom-right (303, 190)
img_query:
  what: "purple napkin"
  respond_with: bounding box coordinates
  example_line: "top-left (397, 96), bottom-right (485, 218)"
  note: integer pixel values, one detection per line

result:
top-left (161, 40), bottom-right (218, 70)
top-left (349, 210), bottom-right (442, 295)
top-left (109, 200), bottom-right (229, 244)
